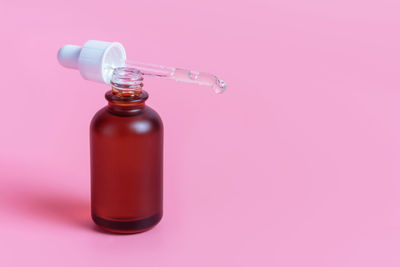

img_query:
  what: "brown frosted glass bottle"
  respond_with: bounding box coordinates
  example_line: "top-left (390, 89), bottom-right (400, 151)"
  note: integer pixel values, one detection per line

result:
top-left (90, 68), bottom-right (163, 234)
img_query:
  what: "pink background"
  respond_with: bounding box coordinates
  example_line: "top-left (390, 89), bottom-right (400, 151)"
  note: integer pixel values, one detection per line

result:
top-left (1, 0), bottom-right (400, 266)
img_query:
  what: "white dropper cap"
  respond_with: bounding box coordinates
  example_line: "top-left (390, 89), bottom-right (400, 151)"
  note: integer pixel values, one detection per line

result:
top-left (57, 40), bottom-right (126, 84)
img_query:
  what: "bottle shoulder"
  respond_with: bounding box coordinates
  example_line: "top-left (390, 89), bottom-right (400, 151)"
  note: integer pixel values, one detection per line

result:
top-left (90, 105), bottom-right (163, 135)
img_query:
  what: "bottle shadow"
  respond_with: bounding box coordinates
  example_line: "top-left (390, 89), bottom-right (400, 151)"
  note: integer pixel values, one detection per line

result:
top-left (22, 190), bottom-right (90, 229)
top-left (0, 160), bottom-right (141, 235)
top-left (0, 178), bottom-right (91, 231)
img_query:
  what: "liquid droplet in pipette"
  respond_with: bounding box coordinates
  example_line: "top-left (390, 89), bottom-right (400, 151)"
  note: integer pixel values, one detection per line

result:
top-left (189, 71), bottom-right (200, 80)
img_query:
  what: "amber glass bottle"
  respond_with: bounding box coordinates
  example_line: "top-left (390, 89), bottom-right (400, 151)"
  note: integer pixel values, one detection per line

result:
top-left (90, 68), bottom-right (163, 234)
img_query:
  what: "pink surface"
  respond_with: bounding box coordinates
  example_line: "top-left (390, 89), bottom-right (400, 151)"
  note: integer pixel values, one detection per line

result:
top-left (1, 0), bottom-right (400, 266)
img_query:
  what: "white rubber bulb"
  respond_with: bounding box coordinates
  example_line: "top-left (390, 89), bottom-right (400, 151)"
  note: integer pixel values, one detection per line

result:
top-left (57, 40), bottom-right (126, 84)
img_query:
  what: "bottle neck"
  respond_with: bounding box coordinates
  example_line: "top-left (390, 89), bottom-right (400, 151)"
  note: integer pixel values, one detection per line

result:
top-left (106, 90), bottom-right (149, 116)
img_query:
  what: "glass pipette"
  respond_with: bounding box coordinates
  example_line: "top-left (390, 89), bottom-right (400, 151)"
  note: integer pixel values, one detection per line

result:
top-left (123, 61), bottom-right (226, 94)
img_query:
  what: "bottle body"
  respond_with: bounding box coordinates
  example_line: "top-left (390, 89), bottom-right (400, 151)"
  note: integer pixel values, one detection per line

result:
top-left (90, 90), bottom-right (163, 234)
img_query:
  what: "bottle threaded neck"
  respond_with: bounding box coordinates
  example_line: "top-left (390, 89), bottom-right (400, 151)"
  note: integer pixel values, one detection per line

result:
top-left (110, 67), bottom-right (143, 97)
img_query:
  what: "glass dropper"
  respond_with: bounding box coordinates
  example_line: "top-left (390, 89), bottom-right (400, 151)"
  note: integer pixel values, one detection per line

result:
top-left (57, 40), bottom-right (227, 94)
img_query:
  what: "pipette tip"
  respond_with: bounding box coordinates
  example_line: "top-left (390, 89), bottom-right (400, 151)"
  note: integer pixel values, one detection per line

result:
top-left (213, 79), bottom-right (227, 94)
